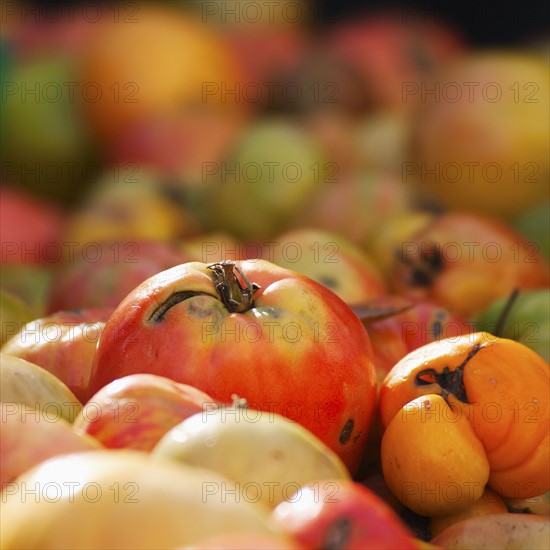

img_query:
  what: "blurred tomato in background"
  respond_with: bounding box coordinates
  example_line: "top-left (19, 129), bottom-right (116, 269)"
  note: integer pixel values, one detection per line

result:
top-left (1, 0), bottom-right (548, 345)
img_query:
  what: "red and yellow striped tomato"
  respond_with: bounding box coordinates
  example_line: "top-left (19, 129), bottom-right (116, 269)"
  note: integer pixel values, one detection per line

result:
top-left (90, 260), bottom-right (377, 474)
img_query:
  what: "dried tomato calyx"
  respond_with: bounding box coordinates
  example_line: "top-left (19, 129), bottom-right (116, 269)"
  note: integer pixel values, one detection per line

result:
top-left (415, 342), bottom-right (485, 403)
top-left (399, 241), bottom-right (444, 288)
top-left (207, 261), bottom-right (260, 314)
top-left (416, 366), bottom-right (468, 403)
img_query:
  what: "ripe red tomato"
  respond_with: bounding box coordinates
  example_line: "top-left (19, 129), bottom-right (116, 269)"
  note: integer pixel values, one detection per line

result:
top-left (271, 479), bottom-right (417, 549)
top-left (90, 260), bottom-right (377, 473)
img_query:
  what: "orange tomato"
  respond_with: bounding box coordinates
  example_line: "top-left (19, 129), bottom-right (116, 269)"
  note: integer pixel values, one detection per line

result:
top-left (379, 332), bottom-right (549, 499)
top-left (78, 5), bottom-right (246, 144)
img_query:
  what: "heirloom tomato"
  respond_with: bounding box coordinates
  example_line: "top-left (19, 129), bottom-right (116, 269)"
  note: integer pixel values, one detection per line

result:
top-left (379, 332), bottom-right (549, 499)
top-left (90, 260), bottom-right (377, 473)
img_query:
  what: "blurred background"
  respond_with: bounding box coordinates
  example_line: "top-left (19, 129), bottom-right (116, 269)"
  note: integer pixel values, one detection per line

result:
top-left (1, 0), bottom-right (549, 332)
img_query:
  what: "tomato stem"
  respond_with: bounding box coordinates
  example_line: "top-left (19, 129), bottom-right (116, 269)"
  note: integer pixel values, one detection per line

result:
top-left (207, 261), bottom-right (260, 313)
top-left (495, 288), bottom-right (520, 337)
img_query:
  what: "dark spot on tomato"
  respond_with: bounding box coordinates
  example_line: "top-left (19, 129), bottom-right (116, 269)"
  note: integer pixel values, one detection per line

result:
top-left (324, 517), bottom-right (352, 550)
top-left (339, 419), bottom-right (354, 445)
top-left (270, 449), bottom-right (284, 460)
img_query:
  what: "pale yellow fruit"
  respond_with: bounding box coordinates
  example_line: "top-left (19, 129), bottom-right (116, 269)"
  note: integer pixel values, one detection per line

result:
top-left (0, 450), bottom-right (285, 550)
top-left (381, 394), bottom-right (490, 516)
top-left (0, 353), bottom-right (81, 422)
top-left (152, 407), bottom-right (351, 508)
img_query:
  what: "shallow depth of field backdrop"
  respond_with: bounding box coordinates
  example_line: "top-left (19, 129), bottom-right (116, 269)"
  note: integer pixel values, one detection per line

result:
top-left (1, 1), bottom-right (549, 345)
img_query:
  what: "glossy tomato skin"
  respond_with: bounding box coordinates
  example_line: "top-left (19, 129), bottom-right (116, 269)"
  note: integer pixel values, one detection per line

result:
top-left (379, 332), bottom-right (550, 499)
top-left (90, 260), bottom-right (377, 473)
